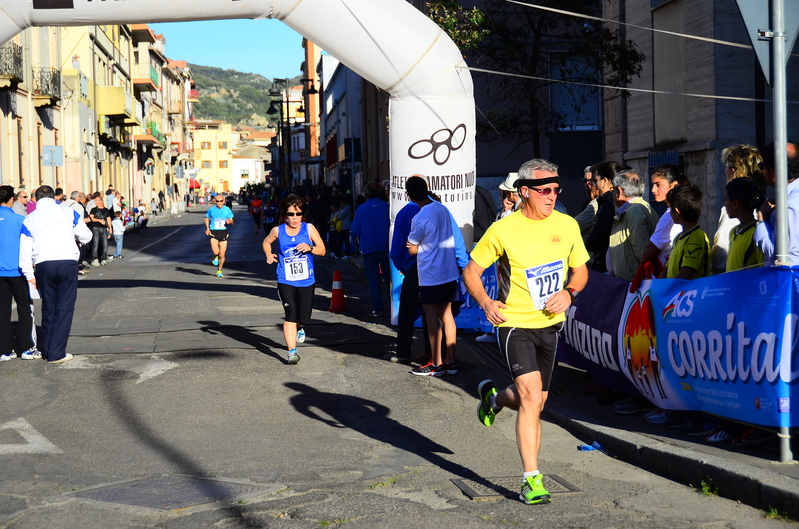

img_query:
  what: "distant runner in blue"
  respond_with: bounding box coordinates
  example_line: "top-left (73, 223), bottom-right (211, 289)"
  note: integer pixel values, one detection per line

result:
top-left (204, 195), bottom-right (234, 278)
top-left (263, 194), bottom-right (325, 365)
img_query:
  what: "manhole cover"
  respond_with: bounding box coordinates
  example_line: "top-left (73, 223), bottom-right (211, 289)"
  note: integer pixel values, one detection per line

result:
top-left (452, 474), bottom-right (581, 500)
top-left (69, 475), bottom-right (279, 511)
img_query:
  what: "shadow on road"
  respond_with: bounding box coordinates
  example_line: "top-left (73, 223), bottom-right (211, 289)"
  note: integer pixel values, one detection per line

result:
top-left (285, 382), bottom-right (480, 481)
top-left (197, 320), bottom-right (287, 364)
top-left (99, 370), bottom-right (263, 527)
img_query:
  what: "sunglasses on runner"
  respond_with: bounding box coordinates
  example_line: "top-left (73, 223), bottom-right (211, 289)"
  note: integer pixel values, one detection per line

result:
top-left (529, 187), bottom-right (561, 196)
top-left (285, 212), bottom-right (302, 216)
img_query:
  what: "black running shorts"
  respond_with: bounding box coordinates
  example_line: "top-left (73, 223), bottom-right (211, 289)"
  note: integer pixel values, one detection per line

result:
top-left (209, 230), bottom-right (230, 242)
top-left (277, 283), bottom-right (315, 325)
top-left (497, 324), bottom-right (563, 391)
top-left (418, 280), bottom-right (459, 305)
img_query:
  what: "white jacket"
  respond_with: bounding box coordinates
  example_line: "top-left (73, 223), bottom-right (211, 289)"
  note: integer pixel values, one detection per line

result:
top-left (19, 197), bottom-right (92, 279)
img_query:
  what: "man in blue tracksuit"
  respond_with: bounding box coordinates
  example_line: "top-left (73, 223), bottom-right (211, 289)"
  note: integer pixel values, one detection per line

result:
top-left (19, 186), bottom-right (92, 364)
top-left (0, 185), bottom-right (38, 361)
top-left (350, 182), bottom-right (390, 317)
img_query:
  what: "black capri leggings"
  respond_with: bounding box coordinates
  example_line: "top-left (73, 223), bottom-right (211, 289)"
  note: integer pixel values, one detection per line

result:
top-left (277, 283), bottom-right (315, 326)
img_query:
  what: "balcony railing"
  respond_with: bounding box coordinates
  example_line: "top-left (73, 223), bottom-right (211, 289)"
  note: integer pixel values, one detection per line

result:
top-left (150, 65), bottom-right (160, 87)
top-left (32, 67), bottom-right (61, 102)
top-left (0, 42), bottom-right (23, 85)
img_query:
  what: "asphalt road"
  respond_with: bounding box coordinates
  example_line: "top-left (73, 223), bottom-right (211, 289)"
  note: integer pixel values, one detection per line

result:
top-left (0, 205), bottom-right (793, 528)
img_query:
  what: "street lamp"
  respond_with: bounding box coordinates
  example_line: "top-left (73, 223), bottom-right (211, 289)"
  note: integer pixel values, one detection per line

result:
top-left (269, 78), bottom-right (292, 188)
top-left (300, 78), bottom-right (318, 95)
top-left (266, 99), bottom-right (285, 187)
top-left (269, 78), bottom-right (310, 189)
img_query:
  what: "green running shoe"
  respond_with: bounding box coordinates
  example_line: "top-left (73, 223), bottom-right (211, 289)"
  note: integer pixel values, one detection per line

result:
top-left (477, 379), bottom-right (499, 427)
top-left (212, 256), bottom-right (219, 266)
top-left (520, 474), bottom-right (551, 505)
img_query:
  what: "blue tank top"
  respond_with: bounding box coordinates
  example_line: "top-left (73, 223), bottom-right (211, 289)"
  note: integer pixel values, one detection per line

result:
top-left (276, 223), bottom-right (315, 287)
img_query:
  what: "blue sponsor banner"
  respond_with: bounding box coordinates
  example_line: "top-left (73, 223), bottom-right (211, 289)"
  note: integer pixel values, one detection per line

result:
top-left (558, 270), bottom-right (639, 394)
top-left (620, 267), bottom-right (798, 427)
top-left (454, 265), bottom-right (497, 332)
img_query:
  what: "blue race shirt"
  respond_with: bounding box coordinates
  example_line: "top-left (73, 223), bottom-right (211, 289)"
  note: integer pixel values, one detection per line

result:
top-left (207, 205), bottom-right (234, 230)
top-left (276, 223), bottom-right (315, 287)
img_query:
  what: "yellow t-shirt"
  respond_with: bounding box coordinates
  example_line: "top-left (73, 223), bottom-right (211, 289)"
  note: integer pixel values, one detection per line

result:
top-left (471, 210), bottom-right (589, 328)
top-left (667, 225), bottom-right (709, 279)
top-left (726, 221), bottom-right (763, 272)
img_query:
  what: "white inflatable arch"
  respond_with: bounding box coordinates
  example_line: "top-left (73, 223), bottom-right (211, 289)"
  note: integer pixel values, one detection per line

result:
top-left (0, 0), bottom-right (476, 239)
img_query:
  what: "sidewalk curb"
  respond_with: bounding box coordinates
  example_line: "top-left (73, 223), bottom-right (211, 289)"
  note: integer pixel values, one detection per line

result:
top-left (543, 405), bottom-right (799, 517)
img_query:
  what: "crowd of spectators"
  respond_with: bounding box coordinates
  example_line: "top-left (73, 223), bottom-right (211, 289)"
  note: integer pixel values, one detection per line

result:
top-left (563, 142), bottom-right (798, 446)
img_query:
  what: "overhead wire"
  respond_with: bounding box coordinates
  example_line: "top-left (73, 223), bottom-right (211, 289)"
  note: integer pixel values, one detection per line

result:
top-left (505, 0), bottom-right (799, 57)
top-left (463, 0), bottom-right (799, 105)
top-left (461, 66), bottom-right (799, 105)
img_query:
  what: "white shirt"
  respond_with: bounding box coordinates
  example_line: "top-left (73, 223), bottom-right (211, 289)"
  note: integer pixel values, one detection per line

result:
top-left (19, 198), bottom-right (92, 279)
top-left (649, 207), bottom-right (683, 265)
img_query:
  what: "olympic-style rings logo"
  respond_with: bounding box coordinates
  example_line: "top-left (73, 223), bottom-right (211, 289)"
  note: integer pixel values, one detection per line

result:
top-left (408, 124), bottom-right (467, 166)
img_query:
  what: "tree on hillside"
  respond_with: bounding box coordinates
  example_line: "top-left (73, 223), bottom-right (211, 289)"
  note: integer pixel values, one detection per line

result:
top-left (428, 0), bottom-right (644, 157)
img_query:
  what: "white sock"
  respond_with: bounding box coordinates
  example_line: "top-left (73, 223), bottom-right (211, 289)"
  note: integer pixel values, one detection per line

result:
top-left (523, 470), bottom-right (540, 480)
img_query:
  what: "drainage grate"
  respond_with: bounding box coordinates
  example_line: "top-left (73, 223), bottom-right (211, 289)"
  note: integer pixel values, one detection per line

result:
top-left (452, 474), bottom-right (581, 500)
top-left (69, 475), bottom-right (279, 511)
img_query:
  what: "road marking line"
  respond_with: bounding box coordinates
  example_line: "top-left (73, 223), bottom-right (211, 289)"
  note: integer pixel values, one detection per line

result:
top-left (0, 418), bottom-right (63, 455)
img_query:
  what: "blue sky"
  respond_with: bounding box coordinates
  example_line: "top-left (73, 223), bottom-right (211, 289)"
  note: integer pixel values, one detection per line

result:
top-left (150, 19), bottom-right (305, 80)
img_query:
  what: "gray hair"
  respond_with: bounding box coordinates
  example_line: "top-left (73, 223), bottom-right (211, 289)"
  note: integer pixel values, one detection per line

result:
top-left (613, 169), bottom-right (645, 198)
top-left (518, 159), bottom-right (559, 180)
top-left (70, 190), bottom-right (82, 200)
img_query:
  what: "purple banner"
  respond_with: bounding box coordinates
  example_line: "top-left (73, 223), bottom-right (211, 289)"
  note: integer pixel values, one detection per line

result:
top-left (558, 270), bottom-right (638, 394)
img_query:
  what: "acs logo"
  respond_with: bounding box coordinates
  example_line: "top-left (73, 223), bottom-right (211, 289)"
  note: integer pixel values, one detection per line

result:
top-left (662, 290), bottom-right (697, 319)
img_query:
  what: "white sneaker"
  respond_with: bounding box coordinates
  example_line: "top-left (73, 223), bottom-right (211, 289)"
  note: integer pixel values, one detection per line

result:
top-left (20, 349), bottom-right (42, 360)
top-left (49, 353), bottom-right (73, 364)
top-left (0, 352), bottom-right (17, 361)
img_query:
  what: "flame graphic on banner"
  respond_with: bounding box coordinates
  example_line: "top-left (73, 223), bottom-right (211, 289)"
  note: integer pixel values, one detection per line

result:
top-left (622, 292), bottom-right (667, 400)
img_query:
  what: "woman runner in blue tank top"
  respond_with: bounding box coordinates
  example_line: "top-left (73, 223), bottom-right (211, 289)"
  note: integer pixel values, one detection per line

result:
top-left (263, 194), bottom-right (325, 365)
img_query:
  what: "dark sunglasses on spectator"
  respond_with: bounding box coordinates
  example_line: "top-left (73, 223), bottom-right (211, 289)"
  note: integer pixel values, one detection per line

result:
top-left (285, 212), bottom-right (302, 217)
top-left (19, 195), bottom-right (28, 199)
top-left (530, 187), bottom-right (561, 196)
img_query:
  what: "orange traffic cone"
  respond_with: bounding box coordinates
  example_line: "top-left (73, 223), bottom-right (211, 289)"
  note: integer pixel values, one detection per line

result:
top-left (328, 270), bottom-right (348, 312)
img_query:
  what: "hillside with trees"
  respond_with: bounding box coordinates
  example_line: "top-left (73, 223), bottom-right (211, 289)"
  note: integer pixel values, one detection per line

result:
top-left (189, 64), bottom-right (298, 126)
